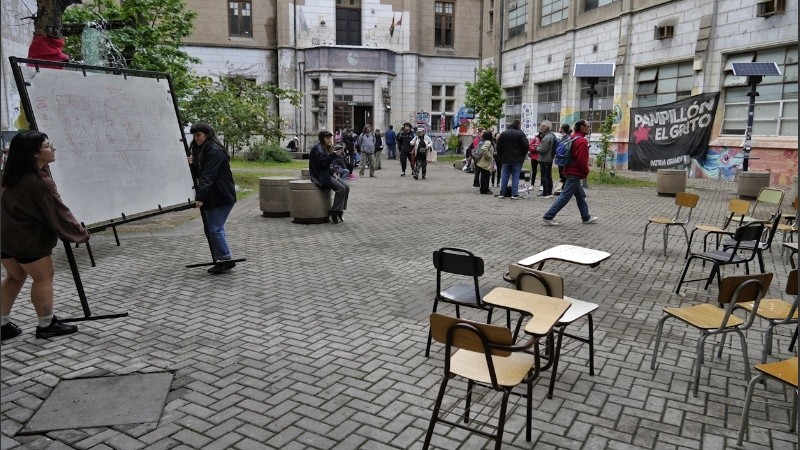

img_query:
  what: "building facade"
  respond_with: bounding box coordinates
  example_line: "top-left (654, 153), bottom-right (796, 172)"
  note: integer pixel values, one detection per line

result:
top-left (1, 0), bottom-right (797, 184)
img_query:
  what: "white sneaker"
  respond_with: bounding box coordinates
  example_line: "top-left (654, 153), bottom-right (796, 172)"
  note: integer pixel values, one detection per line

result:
top-left (582, 217), bottom-right (598, 224)
top-left (539, 186), bottom-right (544, 191)
top-left (542, 219), bottom-right (559, 226)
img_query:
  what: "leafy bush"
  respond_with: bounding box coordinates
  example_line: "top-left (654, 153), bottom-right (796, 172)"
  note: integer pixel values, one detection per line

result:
top-left (246, 140), bottom-right (292, 163)
top-left (446, 133), bottom-right (461, 153)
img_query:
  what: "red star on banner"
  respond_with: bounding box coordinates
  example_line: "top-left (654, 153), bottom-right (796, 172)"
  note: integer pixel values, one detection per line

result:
top-left (633, 126), bottom-right (650, 144)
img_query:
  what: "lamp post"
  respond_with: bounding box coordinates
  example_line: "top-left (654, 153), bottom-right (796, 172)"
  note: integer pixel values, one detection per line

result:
top-left (730, 62), bottom-right (782, 172)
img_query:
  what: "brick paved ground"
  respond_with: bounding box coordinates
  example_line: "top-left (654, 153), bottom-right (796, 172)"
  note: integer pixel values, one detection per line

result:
top-left (1, 159), bottom-right (798, 449)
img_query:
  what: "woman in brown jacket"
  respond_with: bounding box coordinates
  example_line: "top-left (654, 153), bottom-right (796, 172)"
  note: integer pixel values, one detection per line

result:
top-left (0, 131), bottom-right (90, 341)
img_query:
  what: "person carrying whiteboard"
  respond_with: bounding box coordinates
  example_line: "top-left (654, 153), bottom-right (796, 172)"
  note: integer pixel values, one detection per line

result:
top-left (1, 131), bottom-right (90, 341)
top-left (188, 123), bottom-right (237, 274)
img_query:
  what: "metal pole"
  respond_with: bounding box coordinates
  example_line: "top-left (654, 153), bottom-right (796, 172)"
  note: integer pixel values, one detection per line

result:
top-left (742, 76), bottom-right (761, 172)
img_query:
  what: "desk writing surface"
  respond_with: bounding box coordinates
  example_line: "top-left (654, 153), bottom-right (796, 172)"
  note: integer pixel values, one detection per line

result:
top-left (483, 287), bottom-right (570, 335)
top-left (784, 242), bottom-right (799, 251)
top-left (518, 245), bottom-right (611, 267)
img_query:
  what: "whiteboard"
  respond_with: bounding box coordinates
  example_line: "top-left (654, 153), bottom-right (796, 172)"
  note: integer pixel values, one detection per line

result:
top-left (22, 66), bottom-right (195, 226)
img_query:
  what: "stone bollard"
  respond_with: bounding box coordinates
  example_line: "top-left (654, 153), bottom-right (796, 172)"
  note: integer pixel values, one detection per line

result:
top-left (259, 176), bottom-right (296, 217)
top-left (300, 169), bottom-right (310, 180)
top-left (737, 171), bottom-right (771, 200)
top-left (289, 180), bottom-right (332, 224)
top-left (656, 169), bottom-right (687, 197)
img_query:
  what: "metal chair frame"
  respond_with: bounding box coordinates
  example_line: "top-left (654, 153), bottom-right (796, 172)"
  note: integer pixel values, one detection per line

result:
top-left (653, 274), bottom-right (772, 396)
top-left (642, 192), bottom-right (700, 256)
top-left (737, 356), bottom-right (798, 445)
top-left (676, 221), bottom-right (765, 295)
top-left (684, 198), bottom-right (750, 258)
top-left (722, 211), bottom-right (782, 273)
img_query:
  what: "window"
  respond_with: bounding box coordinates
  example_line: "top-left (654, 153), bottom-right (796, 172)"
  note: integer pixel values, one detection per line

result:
top-left (336, 0), bottom-right (362, 46)
top-left (508, 0), bottom-right (527, 38)
top-left (580, 78), bottom-right (615, 123)
top-left (585, 0), bottom-right (618, 12)
top-left (435, 1), bottom-right (455, 47)
top-left (541, 0), bottom-right (568, 27)
top-left (636, 61), bottom-right (693, 107)
top-left (431, 84), bottom-right (457, 113)
top-left (537, 81), bottom-right (562, 131)
top-left (432, 114), bottom-right (454, 132)
top-left (721, 46), bottom-right (797, 136)
top-left (229, 0), bottom-right (252, 37)
top-left (506, 87), bottom-right (523, 106)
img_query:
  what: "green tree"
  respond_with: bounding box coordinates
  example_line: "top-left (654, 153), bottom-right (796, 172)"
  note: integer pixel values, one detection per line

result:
top-left (596, 109), bottom-right (618, 173)
top-left (62, 0), bottom-right (199, 99)
top-left (181, 75), bottom-right (301, 155)
top-left (465, 66), bottom-right (505, 130)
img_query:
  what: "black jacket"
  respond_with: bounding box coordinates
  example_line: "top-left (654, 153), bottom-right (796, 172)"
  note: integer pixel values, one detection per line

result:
top-left (194, 141), bottom-right (236, 210)
top-left (398, 131), bottom-right (415, 153)
top-left (309, 142), bottom-right (337, 189)
top-left (497, 126), bottom-right (529, 164)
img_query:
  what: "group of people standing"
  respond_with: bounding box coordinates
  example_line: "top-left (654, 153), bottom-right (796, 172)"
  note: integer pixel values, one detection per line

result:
top-left (469, 118), bottom-right (598, 226)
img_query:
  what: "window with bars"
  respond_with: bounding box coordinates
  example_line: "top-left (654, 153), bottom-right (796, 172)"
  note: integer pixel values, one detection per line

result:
top-left (435, 1), bottom-right (455, 47)
top-left (431, 84), bottom-right (457, 113)
top-left (432, 114), bottom-right (454, 132)
top-left (541, 0), bottom-right (568, 27)
top-left (229, 0), bottom-right (252, 37)
top-left (584, 0), bottom-right (618, 12)
top-left (506, 86), bottom-right (523, 106)
top-left (579, 78), bottom-right (615, 123)
top-left (721, 46), bottom-right (798, 137)
top-left (536, 81), bottom-right (562, 131)
top-left (636, 61), bottom-right (693, 108)
top-left (336, 0), bottom-right (362, 46)
top-left (508, 0), bottom-right (527, 38)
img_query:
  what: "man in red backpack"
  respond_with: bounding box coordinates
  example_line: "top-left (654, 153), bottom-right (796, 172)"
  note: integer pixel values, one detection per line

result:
top-left (542, 120), bottom-right (598, 225)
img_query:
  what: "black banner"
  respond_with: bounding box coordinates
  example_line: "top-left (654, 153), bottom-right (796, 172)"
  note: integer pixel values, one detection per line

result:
top-left (628, 92), bottom-right (720, 171)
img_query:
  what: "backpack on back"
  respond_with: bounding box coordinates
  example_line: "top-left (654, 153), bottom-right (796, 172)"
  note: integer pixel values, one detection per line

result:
top-left (472, 140), bottom-right (484, 161)
top-left (554, 137), bottom-right (576, 167)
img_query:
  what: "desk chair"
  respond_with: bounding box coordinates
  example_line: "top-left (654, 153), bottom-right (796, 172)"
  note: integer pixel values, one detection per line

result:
top-left (425, 248), bottom-right (510, 357)
top-left (737, 356), bottom-right (798, 445)
top-left (734, 187), bottom-right (784, 223)
top-left (423, 314), bottom-right (539, 450)
top-left (676, 221), bottom-right (765, 295)
top-left (642, 192), bottom-right (700, 256)
top-left (685, 198), bottom-right (750, 258)
top-left (511, 266), bottom-right (598, 399)
top-left (737, 269), bottom-right (798, 363)
top-left (653, 272), bottom-right (772, 396)
top-left (722, 211), bottom-right (782, 273)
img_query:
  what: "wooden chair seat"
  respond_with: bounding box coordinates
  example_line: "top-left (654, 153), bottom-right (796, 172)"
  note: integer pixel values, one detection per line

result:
top-left (559, 297), bottom-right (599, 324)
top-left (643, 192), bottom-right (699, 256)
top-left (647, 216), bottom-right (685, 225)
top-left (755, 356), bottom-right (799, 387)
top-left (450, 349), bottom-right (537, 386)
top-left (694, 224), bottom-right (727, 233)
top-left (738, 299), bottom-right (798, 320)
top-left (664, 304), bottom-right (744, 329)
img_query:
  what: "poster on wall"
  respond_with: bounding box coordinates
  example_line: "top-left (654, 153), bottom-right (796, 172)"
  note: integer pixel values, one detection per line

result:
top-left (628, 92), bottom-right (720, 171)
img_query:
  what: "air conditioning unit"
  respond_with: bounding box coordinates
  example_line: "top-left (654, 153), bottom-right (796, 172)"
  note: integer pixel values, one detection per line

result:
top-left (655, 25), bottom-right (674, 40)
top-left (757, 0), bottom-right (785, 17)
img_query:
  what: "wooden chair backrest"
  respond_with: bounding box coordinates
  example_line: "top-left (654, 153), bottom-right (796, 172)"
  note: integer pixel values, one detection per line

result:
top-left (430, 313), bottom-right (512, 356)
top-left (515, 269), bottom-right (564, 299)
top-left (787, 269), bottom-right (798, 296)
top-left (718, 272), bottom-right (773, 304)
top-left (433, 248), bottom-right (484, 277)
top-left (729, 198), bottom-right (752, 216)
top-left (676, 192), bottom-right (700, 208)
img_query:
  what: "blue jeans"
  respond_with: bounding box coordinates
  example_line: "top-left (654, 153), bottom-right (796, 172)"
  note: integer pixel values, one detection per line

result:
top-left (204, 203), bottom-right (234, 261)
top-left (499, 162), bottom-right (523, 196)
top-left (543, 176), bottom-right (590, 221)
top-left (387, 143), bottom-right (396, 159)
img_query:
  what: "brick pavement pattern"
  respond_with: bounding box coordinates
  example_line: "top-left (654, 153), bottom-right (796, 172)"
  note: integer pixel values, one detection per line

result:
top-left (2, 160), bottom-right (797, 449)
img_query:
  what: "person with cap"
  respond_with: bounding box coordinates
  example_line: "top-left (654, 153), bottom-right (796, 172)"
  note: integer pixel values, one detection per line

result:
top-left (309, 130), bottom-right (350, 223)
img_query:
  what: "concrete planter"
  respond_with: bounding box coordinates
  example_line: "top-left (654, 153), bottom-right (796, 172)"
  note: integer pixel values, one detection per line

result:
top-left (289, 180), bottom-right (332, 224)
top-left (259, 176), bottom-right (296, 217)
top-left (656, 169), bottom-right (686, 197)
top-left (300, 169), bottom-right (311, 180)
top-left (737, 171), bottom-right (771, 200)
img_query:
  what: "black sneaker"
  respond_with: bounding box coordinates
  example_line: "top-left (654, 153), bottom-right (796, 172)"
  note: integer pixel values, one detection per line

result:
top-left (1, 322), bottom-right (22, 341)
top-left (208, 260), bottom-right (236, 274)
top-left (35, 316), bottom-right (77, 339)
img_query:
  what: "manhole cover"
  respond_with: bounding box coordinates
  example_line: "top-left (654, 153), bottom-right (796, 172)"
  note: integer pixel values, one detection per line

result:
top-left (21, 372), bottom-right (173, 434)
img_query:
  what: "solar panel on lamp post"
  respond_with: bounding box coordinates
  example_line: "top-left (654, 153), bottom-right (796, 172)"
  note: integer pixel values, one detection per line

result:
top-left (731, 62), bottom-right (782, 172)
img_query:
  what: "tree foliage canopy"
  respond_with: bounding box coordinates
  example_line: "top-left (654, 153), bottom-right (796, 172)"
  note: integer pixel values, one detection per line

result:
top-left (62, 0), bottom-right (199, 98)
top-left (180, 76), bottom-right (301, 153)
top-left (465, 66), bottom-right (505, 130)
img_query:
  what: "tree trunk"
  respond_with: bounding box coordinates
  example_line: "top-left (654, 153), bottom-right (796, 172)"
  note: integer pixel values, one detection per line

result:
top-left (33, 0), bottom-right (82, 38)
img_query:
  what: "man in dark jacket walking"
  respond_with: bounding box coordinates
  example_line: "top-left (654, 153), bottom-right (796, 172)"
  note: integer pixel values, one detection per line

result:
top-left (542, 120), bottom-right (598, 225)
top-left (396, 122), bottom-right (415, 177)
top-left (495, 119), bottom-right (529, 199)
